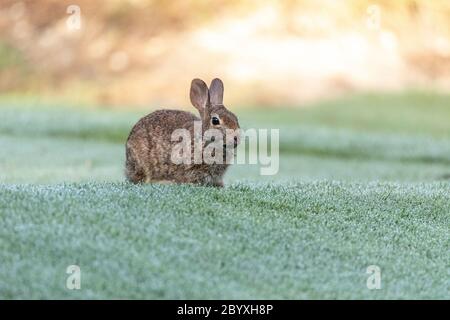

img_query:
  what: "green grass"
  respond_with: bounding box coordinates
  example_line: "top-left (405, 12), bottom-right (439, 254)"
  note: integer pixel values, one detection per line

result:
top-left (0, 41), bottom-right (26, 71)
top-left (0, 92), bottom-right (449, 299)
top-left (1, 182), bottom-right (449, 299)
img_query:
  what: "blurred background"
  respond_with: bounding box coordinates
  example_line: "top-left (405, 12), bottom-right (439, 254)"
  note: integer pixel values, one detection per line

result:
top-left (2, 1), bottom-right (450, 300)
top-left (0, 0), bottom-right (449, 184)
top-left (1, 0), bottom-right (449, 106)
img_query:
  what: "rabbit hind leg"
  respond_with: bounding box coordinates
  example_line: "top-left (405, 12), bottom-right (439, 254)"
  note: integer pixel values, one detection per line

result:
top-left (125, 147), bottom-right (146, 183)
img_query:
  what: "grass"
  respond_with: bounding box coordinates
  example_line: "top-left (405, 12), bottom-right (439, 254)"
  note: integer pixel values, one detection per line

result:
top-left (0, 91), bottom-right (449, 299)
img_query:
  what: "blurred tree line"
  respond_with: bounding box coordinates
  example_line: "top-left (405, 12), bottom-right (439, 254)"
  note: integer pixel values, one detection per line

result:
top-left (0, 0), bottom-right (449, 106)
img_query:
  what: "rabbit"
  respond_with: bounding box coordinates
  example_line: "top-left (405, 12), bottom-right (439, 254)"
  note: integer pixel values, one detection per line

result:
top-left (125, 78), bottom-right (240, 187)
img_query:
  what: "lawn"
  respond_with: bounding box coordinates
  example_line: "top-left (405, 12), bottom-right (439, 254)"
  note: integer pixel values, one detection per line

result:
top-left (0, 92), bottom-right (449, 299)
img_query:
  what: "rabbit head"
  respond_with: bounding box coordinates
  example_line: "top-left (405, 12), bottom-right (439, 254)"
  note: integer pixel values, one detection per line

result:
top-left (190, 78), bottom-right (241, 149)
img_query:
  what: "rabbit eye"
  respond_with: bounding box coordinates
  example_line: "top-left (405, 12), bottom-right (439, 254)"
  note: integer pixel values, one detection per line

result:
top-left (211, 116), bottom-right (220, 125)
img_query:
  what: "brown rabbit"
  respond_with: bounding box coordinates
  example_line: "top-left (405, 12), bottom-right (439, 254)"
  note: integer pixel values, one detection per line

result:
top-left (125, 78), bottom-right (240, 187)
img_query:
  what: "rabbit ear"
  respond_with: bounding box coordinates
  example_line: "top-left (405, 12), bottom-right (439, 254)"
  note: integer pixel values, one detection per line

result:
top-left (209, 78), bottom-right (224, 106)
top-left (190, 79), bottom-right (209, 114)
